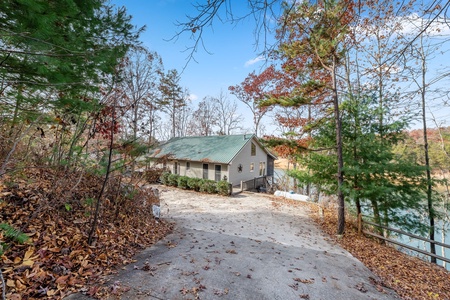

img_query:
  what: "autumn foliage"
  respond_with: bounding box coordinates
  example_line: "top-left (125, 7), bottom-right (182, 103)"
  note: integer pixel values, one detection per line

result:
top-left (0, 169), bottom-right (172, 299)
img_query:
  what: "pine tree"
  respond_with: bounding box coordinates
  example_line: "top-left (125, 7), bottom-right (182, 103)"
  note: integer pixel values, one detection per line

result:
top-left (291, 95), bottom-right (427, 232)
top-left (266, 0), bottom-right (354, 234)
top-left (158, 69), bottom-right (186, 138)
top-left (0, 0), bottom-right (141, 174)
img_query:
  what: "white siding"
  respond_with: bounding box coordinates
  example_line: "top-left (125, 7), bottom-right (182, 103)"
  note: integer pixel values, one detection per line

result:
top-left (184, 161), bottom-right (203, 178)
top-left (148, 136), bottom-right (269, 185)
top-left (153, 160), bottom-right (230, 182)
top-left (228, 138), bottom-right (268, 186)
top-left (199, 163), bottom-right (229, 181)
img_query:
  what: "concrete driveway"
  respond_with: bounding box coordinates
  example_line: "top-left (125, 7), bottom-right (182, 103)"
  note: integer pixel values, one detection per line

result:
top-left (68, 186), bottom-right (398, 300)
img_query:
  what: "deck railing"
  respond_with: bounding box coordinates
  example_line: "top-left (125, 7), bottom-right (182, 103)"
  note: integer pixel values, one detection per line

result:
top-left (240, 176), bottom-right (272, 192)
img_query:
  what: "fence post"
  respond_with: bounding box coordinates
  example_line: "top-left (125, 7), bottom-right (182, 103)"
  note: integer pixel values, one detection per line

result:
top-left (357, 213), bottom-right (362, 236)
top-left (240, 181), bottom-right (243, 192)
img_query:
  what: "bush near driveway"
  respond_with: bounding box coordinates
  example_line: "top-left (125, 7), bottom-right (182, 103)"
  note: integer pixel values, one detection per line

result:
top-left (217, 180), bottom-right (231, 196)
top-left (159, 172), bottom-right (230, 196)
top-left (177, 176), bottom-right (189, 189)
top-left (200, 179), bottom-right (217, 194)
top-left (160, 172), bottom-right (171, 185)
top-left (187, 177), bottom-right (202, 191)
top-left (167, 173), bottom-right (179, 186)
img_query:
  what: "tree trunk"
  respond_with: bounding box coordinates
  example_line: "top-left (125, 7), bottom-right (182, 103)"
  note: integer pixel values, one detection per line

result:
top-left (420, 51), bottom-right (436, 263)
top-left (442, 228), bottom-right (446, 269)
top-left (306, 105), bottom-right (312, 197)
top-left (332, 58), bottom-right (345, 235)
top-left (371, 199), bottom-right (384, 237)
top-left (88, 103), bottom-right (115, 245)
top-left (354, 169), bottom-right (361, 216)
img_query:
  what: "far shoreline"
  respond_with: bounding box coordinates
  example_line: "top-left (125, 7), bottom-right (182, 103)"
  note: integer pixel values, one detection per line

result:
top-left (274, 158), bottom-right (289, 170)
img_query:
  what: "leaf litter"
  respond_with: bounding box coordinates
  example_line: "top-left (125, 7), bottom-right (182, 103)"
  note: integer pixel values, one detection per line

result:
top-left (271, 196), bottom-right (450, 300)
top-left (0, 169), bottom-right (173, 299)
top-left (3, 169), bottom-right (450, 299)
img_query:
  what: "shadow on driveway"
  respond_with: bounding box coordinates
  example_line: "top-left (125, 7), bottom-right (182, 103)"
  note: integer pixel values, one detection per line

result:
top-left (66, 186), bottom-right (399, 300)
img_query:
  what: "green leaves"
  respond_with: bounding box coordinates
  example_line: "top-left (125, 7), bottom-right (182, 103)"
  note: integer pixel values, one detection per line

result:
top-left (290, 93), bottom-right (427, 230)
top-left (0, 223), bottom-right (29, 256)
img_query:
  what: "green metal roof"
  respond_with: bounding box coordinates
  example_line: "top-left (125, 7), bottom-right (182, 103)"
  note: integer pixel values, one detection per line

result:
top-left (149, 134), bottom-right (262, 164)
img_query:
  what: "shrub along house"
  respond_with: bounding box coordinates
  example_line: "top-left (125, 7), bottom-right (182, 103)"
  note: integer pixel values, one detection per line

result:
top-left (148, 134), bottom-right (277, 189)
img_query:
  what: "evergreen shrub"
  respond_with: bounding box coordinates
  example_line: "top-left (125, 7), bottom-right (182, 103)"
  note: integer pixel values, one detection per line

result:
top-left (217, 180), bottom-right (230, 196)
top-left (187, 177), bottom-right (202, 191)
top-left (177, 176), bottom-right (189, 189)
top-left (167, 174), bottom-right (179, 186)
top-left (160, 172), bottom-right (171, 185)
top-left (200, 180), bottom-right (217, 194)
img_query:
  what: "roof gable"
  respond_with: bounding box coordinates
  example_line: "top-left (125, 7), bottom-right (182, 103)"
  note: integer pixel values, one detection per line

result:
top-left (150, 134), bottom-right (272, 164)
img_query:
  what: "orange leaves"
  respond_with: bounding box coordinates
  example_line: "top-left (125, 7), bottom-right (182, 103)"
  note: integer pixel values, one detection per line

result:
top-left (55, 274), bottom-right (70, 285)
top-left (266, 196), bottom-right (450, 299)
top-left (262, 135), bottom-right (312, 159)
top-left (229, 66), bottom-right (282, 109)
top-left (293, 277), bottom-right (314, 284)
top-left (306, 203), bottom-right (450, 300)
top-left (16, 248), bottom-right (37, 268)
top-left (0, 169), bottom-right (173, 299)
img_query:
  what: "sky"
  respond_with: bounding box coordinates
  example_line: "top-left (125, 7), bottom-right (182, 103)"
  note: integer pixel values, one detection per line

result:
top-left (109, 0), bottom-right (273, 133)
top-left (108, 0), bottom-right (450, 134)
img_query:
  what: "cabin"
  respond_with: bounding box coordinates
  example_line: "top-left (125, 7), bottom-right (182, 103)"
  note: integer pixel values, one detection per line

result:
top-left (148, 134), bottom-right (277, 188)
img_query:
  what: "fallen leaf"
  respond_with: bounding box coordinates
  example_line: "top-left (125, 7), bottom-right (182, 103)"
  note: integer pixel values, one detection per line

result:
top-left (55, 275), bottom-right (70, 285)
top-left (8, 294), bottom-right (21, 300)
top-left (6, 279), bottom-right (16, 287)
top-left (293, 278), bottom-right (314, 284)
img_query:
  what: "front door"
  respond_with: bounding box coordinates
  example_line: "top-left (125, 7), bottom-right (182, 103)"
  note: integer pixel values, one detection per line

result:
top-left (203, 164), bottom-right (208, 179)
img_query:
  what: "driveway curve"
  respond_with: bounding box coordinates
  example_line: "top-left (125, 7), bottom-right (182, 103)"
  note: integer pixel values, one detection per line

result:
top-left (70, 186), bottom-right (399, 300)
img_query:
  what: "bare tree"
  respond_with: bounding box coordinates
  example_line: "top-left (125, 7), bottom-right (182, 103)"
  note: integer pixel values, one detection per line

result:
top-left (353, 0), bottom-right (414, 127)
top-left (188, 96), bottom-right (218, 136)
top-left (175, 89), bottom-right (192, 137)
top-left (213, 90), bottom-right (244, 135)
top-left (120, 46), bottom-right (163, 144)
top-left (155, 119), bottom-right (172, 142)
top-left (402, 5), bottom-right (450, 263)
top-left (173, 1), bottom-right (287, 67)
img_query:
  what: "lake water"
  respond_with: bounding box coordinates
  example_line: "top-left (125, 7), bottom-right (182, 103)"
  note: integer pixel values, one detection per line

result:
top-left (396, 219), bottom-right (450, 270)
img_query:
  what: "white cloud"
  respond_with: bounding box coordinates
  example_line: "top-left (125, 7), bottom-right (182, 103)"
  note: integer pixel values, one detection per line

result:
top-left (244, 55), bottom-right (265, 67)
top-left (353, 13), bottom-right (450, 41)
top-left (188, 93), bottom-right (198, 101)
top-left (397, 13), bottom-right (450, 37)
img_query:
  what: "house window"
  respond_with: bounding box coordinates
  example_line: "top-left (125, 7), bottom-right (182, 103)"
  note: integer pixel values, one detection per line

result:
top-left (250, 162), bottom-right (254, 172)
top-left (259, 162), bottom-right (266, 176)
top-left (186, 162), bottom-right (190, 170)
top-left (174, 162), bottom-right (178, 175)
top-left (251, 143), bottom-right (256, 156)
top-left (203, 164), bottom-right (208, 179)
top-left (215, 165), bottom-right (221, 182)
